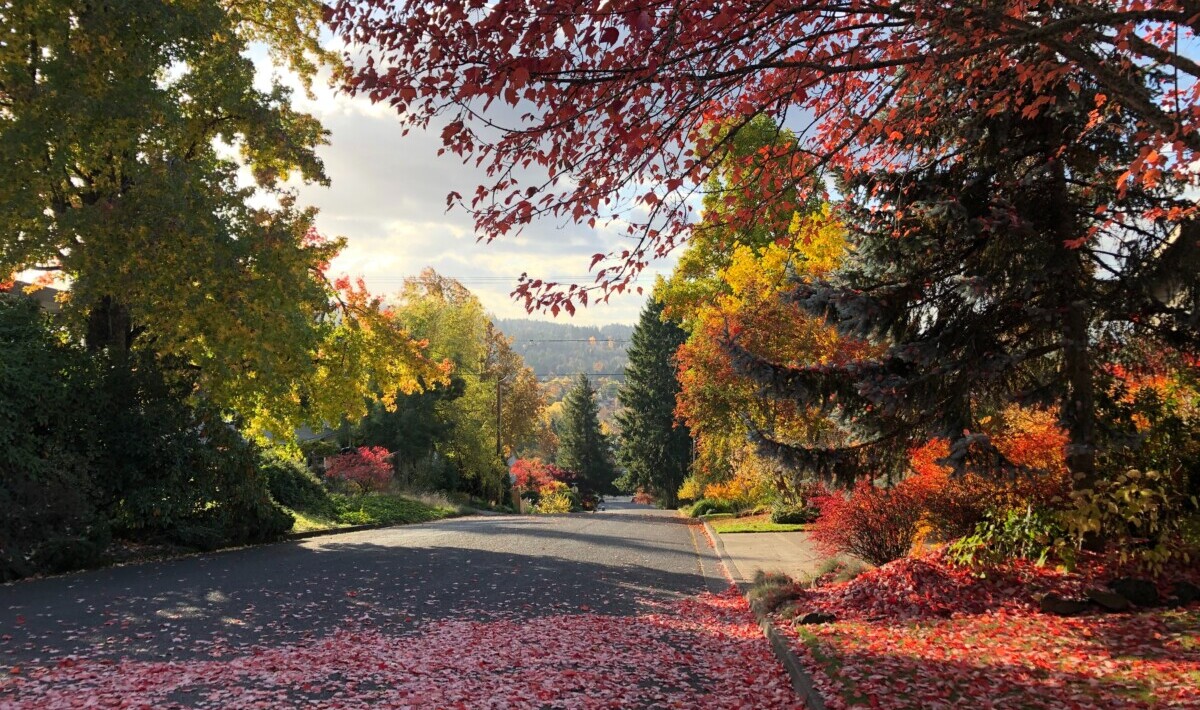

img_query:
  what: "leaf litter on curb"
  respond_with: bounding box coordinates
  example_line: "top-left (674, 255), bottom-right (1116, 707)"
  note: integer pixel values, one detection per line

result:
top-left (1, 587), bottom-right (801, 709)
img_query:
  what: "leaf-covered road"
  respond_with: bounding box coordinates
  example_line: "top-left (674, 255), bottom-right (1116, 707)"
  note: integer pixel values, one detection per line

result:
top-left (0, 501), bottom-right (800, 708)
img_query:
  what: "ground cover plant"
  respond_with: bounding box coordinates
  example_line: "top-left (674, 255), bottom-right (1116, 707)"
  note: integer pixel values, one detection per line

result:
top-left (709, 514), bottom-right (809, 534)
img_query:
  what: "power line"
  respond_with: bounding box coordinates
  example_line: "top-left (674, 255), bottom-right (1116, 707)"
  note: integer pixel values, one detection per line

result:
top-left (518, 338), bottom-right (628, 343)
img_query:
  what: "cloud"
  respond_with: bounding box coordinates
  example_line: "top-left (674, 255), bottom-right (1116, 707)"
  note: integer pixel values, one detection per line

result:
top-left (283, 69), bottom-right (677, 325)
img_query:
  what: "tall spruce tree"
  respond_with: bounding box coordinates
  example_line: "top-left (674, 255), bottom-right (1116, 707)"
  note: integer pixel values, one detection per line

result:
top-left (616, 299), bottom-right (692, 506)
top-left (729, 60), bottom-right (1198, 491)
top-left (556, 374), bottom-right (616, 495)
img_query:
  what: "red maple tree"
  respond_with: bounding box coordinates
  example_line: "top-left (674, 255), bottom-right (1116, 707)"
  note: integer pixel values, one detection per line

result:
top-left (328, 1), bottom-right (1199, 312)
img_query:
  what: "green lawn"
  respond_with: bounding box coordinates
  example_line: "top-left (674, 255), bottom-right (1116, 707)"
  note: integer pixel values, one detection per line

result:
top-left (710, 513), bottom-right (810, 534)
top-left (287, 492), bottom-right (463, 533)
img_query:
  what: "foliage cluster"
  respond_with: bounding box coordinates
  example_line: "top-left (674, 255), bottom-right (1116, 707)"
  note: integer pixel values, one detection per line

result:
top-left (533, 481), bottom-right (580, 514)
top-left (345, 271), bottom-right (544, 503)
top-left (324, 446), bottom-right (394, 493)
top-left (687, 499), bottom-right (736, 518)
top-left (0, 295), bottom-right (293, 579)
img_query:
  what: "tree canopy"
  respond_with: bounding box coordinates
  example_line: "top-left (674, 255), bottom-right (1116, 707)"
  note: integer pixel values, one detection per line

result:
top-left (330, 0), bottom-right (1200, 313)
top-left (0, 0), bottom-right (442, 438)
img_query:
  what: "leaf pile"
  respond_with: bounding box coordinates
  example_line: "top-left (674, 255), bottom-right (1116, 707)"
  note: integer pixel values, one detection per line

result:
top-left (776, 552), bottom-right (1200, 708)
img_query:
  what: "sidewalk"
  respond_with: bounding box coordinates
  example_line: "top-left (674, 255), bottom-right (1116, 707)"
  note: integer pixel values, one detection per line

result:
top-left (716, 530), bottom-right (834, 584)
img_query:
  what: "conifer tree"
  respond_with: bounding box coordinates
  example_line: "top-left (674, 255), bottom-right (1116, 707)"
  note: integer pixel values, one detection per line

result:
top-left (615, 298), bottom-right (692, 506)
top-left (556, 374), bottom-right (616, 495)
top-left (729, 64), bottom-right (1198, 490)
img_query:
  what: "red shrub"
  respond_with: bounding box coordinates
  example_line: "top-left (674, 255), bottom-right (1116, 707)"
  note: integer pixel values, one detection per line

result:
top-left (511, 458), bottom-right (574, 495)
top-left (811, 480), bottom-right (926, 565)
top-left (632, 489), bottom-right (655, 505)
top-left (325, 446), bottom-right (393, 492)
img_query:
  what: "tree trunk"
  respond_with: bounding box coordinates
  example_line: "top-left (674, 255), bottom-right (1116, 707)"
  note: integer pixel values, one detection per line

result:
top-left (86, 295), bottom-right (132, 361)
top-left (1063, 298), bottom-right (1096, 490)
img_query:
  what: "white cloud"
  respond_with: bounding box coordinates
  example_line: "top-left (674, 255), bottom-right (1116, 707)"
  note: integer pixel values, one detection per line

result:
top-left (272, 57), bottom-right (678, 325)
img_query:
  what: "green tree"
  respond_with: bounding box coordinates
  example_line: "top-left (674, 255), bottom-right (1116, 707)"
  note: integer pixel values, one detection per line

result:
top-left (615, 298), bottom-right (692, 506)
top-left (557, 374), bottom-right (616, 495)
top-left (385, 270), bottom-right (542, 499)
top-left (0, 0), bottom-right (439, 438)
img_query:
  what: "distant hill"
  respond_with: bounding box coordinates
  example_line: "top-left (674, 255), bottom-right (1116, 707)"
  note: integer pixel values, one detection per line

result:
top-left (493, 318), bottom-right (636, 432)
top-left (493, 318), bottom-right (634, 379)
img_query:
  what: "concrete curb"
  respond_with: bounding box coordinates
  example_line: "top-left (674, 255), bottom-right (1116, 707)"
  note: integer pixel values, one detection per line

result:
top-left (703, 519), bottom-right (827, 710)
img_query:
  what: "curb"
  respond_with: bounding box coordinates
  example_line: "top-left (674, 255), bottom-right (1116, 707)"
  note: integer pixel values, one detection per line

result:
top-left (702, 519), bottom-right (827, 710)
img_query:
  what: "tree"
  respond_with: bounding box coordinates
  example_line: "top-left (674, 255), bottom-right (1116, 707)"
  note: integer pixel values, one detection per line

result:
top-left (615, 298), bottom-right (692, 507)
top-left (0, 0), bottom-right (442, 438)
top-left (556, 374), bottom-right (616, 495)
top-left (728, 64), bottom-right (1196, 493)
top-left (658, 118), bottom-right (858, 498)
top-left (330, 1), bottom-right (1200, 314)
top-left (384, 269), bottom-right (544, 498)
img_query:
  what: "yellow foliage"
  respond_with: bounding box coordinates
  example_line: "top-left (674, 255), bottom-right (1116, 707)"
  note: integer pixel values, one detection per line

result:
top-left (677, 476), bottom-right (703, 503)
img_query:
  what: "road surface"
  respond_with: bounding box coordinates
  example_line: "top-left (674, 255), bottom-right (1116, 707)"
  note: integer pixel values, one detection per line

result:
top-left (0, 500), bottom-right (800, 708)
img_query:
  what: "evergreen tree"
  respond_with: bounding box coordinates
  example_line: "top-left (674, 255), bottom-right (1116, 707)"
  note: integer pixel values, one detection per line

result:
top-left (615, 299), bottom-right (692, 506)
top-left (730, 62), bottom-right (1198, 490)
top-left (556, 374), bottom-right (616, 495)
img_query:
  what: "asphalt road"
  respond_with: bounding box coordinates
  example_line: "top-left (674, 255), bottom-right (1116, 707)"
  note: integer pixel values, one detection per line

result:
top-left (0, 500), bottom-right (798, 707)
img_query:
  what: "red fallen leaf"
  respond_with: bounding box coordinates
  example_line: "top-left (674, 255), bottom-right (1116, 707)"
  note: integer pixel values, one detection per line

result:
top-left (9, 666), bottom-right (20, 675)
top-left (579, 604), bottom-right (590, 611)
top-left (345, 591), bottom-right (357, 597)
top-left (14, 615), bottom-right (24, 625)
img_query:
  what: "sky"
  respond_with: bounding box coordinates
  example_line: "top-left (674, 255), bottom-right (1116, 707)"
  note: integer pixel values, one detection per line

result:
top-left (268, 62), bottom-right (675, 327)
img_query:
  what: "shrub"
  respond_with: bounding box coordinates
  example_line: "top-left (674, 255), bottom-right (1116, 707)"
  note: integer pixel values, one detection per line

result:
top-left (1063, 468), bottom-right (1194, 574)
top-left (632, 489), bottom-right (656, 505)
top-left (677, 476), bottom-right (703, 503)
top-left (325, 446), bottom-right (394, 492)
top-left (908, 408), bottom-right (1072, 539)
top-left (0, 295), bottom-right (104, 580)
top-left (688, 498), bottom-right (735, 517)
top-left (534, 481), bottom-right (579, 513)
top-left (810, 480), bottom-right (925, 565)
top-left (770, 504), bottom-right (819, 525)
top-left (948, 507), bottom-right (1067, 567)
top-left (512, 458), bottom-right (574, 495)
top-left (261, 450), bottom-right (336, 517)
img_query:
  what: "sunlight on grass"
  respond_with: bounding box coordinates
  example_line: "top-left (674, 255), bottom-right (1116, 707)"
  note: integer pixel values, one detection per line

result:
top-left (287, 493), bottom-right (462, 534)
top-left (712, 514), bottom-right (810, 534)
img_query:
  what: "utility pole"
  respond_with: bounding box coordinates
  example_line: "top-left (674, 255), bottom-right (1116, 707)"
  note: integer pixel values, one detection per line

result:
top-left (495, 378), bottom-right (503, 456)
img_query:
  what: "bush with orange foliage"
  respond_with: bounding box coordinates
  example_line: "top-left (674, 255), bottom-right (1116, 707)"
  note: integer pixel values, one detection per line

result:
top-left (909, 406), bottom-right (1071, 539)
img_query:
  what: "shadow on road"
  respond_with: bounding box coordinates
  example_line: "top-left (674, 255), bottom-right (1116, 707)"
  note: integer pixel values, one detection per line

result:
top-left (0, 517), bottom-right (721, 665)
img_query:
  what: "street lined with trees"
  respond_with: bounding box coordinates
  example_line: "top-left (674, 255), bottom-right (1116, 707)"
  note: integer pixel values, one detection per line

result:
top-left (3, 1), bottom-right (1200, 707)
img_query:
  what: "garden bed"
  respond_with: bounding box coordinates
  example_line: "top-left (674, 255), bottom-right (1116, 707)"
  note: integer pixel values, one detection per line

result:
top-left (286, 492), bottom-right (464, 533)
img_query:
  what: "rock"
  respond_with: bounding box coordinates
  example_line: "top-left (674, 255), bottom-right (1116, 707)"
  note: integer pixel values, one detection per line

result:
top-left (1038, 593), bottom-right (1090, 616)
top-left (796, 611), bottom-right (836, 625)
top-left (1086, 587), bottom-right (1131, 612)
top-left (1109, 577), bottom-right (1160, 607)
top-left (1169, 581), bottom-right (1200, 606)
